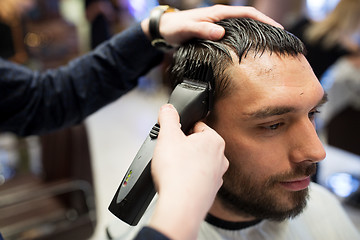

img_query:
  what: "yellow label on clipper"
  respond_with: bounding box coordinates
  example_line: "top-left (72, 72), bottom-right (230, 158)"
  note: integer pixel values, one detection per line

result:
top-left (123, 170), bottom-right (132, 186)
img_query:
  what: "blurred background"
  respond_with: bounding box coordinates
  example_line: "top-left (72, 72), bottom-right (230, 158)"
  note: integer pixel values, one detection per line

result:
top-left (0, 0), bottom-right (359, 239)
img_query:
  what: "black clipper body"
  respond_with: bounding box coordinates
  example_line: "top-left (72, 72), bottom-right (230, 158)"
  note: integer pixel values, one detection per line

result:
top-left (109, 63), bottom-right (214, 226)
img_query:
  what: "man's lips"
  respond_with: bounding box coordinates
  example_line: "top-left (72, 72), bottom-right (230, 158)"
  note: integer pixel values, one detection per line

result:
top-left (279, 176), bottom-right (311, 191)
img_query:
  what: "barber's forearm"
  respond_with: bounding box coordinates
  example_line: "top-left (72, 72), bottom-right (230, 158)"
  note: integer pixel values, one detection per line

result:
top-left (0, 24), bottom-right (163, 136)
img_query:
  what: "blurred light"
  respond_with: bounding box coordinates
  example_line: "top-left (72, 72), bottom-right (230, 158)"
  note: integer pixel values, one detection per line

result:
top-left (128, 0), bottom-right (158, 21)
top-left (24, 33), bottom-right (42, 48)
top-left (59, 0), bottom-right (85, 24)
top-left (327, 173), bottom-right (360, 198)
top-left (306, 0), bottom-right (340, 20)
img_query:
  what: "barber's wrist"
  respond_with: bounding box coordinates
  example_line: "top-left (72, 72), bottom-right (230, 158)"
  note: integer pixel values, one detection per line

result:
top-left (146, 5), bottom-right (178, 51)
top-left (141, 18), bottom-right (172, 51)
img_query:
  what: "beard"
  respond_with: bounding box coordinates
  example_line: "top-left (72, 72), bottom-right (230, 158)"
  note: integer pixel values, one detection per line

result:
top-left (217, 163), bottom-right (317, 221)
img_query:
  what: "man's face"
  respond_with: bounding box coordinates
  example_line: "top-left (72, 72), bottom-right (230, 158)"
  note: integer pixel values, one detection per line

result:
top-left (207, 52), bottom-right (327, 221)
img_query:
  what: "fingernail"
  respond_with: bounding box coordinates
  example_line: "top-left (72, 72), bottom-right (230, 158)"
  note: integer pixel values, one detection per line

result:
top-left (209, 27), bottom-right (225, 40)
top-left (160, 104), bottom-right (175, 111)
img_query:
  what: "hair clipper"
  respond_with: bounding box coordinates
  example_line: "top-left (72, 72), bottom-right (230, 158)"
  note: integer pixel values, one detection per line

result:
top-left (108, 61), bottom-right (214, 226)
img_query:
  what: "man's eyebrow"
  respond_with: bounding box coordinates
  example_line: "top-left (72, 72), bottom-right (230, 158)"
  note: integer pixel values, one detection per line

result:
top-left (243, 92), bottom-right (328, 120)
top-left (243, 106), bottom-right (296, 120)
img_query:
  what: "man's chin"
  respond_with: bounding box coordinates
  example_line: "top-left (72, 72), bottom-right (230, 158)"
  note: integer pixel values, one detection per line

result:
top-left (217, 185), bottom-right (310, 221)
top-left (265, 188), bottom-right (310, 221)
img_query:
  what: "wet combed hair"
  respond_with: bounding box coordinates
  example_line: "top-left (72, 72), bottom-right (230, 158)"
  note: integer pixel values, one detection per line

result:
top-left (168, 18), bottom-right (306, 100)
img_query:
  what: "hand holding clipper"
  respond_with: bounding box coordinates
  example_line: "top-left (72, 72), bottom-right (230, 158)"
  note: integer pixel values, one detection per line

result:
top-left (108, 61), bottom-right (214, 225)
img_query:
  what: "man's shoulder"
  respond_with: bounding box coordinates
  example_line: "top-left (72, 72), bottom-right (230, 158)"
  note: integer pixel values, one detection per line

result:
top-left (292, 183), bottom-right (360, 239)
top-left (304, 182), bottom-right (347, 219)
top-left (197, 184), bottom-right (359, 240)
top-left (308, 182), bottom-right (340, 206)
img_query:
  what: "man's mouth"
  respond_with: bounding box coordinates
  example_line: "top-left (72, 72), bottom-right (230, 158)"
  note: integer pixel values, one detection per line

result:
top-left (279, 176), bottom-right (311, 191)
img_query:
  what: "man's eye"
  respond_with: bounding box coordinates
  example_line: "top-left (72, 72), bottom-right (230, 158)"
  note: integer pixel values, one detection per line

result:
top-left (264, 123), bottom-right (282, 130)
top-left (308, 110), bottom-right (320, 120)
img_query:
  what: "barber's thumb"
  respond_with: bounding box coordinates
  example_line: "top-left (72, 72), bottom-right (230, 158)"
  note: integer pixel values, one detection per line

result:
top-left (209, 25), bottom-right (225, 40)
top-left (158, 104), bottom-right (181, 132)
top-left (195, 23), bottom-right (225, 40)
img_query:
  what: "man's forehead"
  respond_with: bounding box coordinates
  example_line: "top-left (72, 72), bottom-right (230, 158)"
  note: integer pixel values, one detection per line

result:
top-left (227, 52), bottom-right (309, 84)
top-left (216, 52), bottom-right (321, 111)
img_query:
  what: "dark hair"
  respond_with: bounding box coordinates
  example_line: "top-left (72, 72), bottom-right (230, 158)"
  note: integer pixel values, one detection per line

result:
top-left (168, 18), bottom-right (305, 100)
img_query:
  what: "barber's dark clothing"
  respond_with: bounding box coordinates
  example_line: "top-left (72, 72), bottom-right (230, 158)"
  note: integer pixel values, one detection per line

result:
top-left (0, 23), bottom-right (163, 136)
top-left (133, 227), bottom-right (170, 240)
top-left (0, 22), bottom-right (172, 239)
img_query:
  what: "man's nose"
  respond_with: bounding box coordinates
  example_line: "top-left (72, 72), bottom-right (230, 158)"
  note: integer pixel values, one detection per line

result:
top-left (288, 119), bottom-right (326, 164)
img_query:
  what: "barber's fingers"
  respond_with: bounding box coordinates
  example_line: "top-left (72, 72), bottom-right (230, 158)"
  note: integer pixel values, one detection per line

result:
top-left (192, 121), bottom-right (229, 173)
top-left (189, 5), bottom-right (283, 41)
top-left (208, 5), bottom-right (283, 29)
top-left (192, 121), bottom-right (214, 133)
top-left (162, 5), bottom-right (283, 43)
top-left (180, 20), bottom-right (225, 41)
top-left (157, 104), bottom-right (183, 138)
top-left (192, 121), bottom-right (224, 144)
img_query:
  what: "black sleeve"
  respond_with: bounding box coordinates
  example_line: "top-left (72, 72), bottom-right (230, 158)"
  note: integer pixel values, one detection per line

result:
top-left (133, 227), bottom-right (171, 240)
top-left (0, 23), bottom-right (163, 136)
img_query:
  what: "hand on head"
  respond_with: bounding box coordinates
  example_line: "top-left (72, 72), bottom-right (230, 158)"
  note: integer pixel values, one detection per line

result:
top-left (141, 4), bottom-right (283, 46)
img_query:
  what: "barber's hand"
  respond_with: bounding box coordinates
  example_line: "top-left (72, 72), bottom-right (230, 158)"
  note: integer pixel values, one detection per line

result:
top-left (149, 104), bottom-right (228, 240)
top-left (141, 4), bottom-right (283, 46)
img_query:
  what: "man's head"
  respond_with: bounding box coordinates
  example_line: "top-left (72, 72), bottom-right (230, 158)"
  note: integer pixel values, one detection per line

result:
top-left (169, 18), bottom-right (306, 102)
top-left (169, 18), bottom-right (327, 222)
